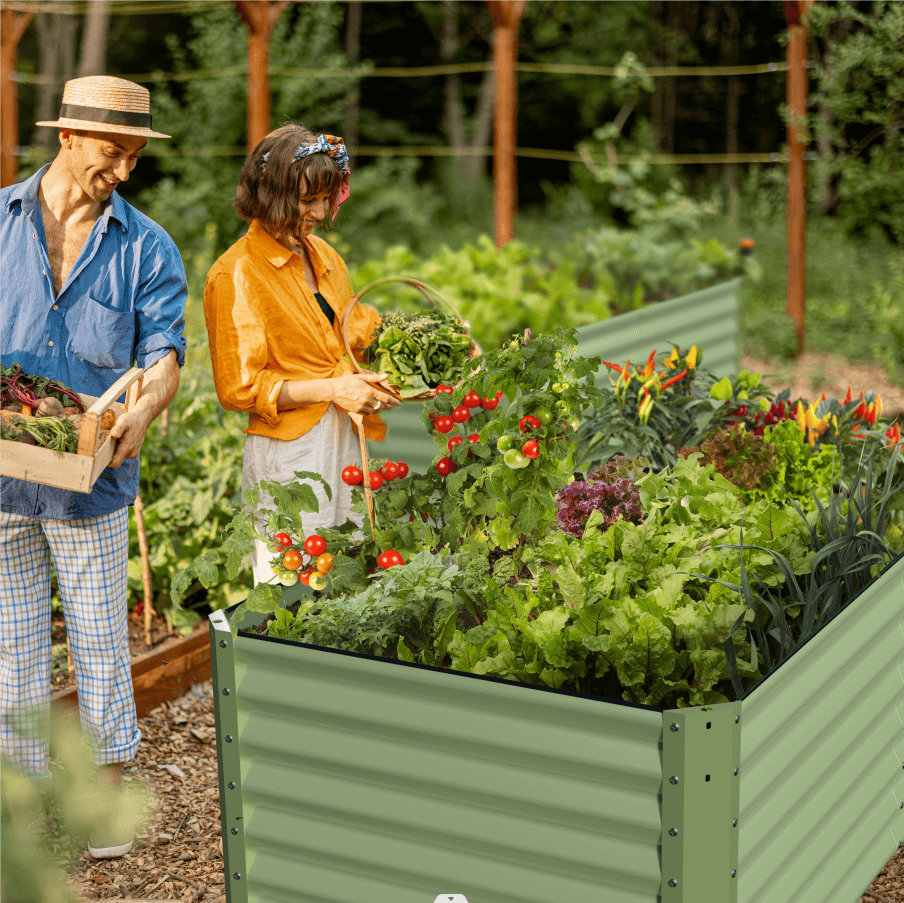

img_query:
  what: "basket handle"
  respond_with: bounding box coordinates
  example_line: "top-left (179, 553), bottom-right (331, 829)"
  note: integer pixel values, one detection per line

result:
top-left (340, 277), bottom-right (467, 378)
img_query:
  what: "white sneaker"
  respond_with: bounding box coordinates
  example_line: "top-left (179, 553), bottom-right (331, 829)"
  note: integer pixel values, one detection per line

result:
top-left (87, 830), bottom-right (133, 859)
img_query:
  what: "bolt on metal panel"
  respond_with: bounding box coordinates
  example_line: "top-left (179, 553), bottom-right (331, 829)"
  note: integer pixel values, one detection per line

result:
top-left (661, 702), bottom-right (742, 902)
top-left (210, 611), bottom-right (248, 903)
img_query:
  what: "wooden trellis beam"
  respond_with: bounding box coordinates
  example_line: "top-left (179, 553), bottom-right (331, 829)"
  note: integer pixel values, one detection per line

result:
top-left (236, 0), bottom-right (290, 152)
top-left (784, 0), bottom-right (814, 355)
top-left (487, 0), bottom-right (527, 248)
top-left (1, 5), bottom-right (34, 187)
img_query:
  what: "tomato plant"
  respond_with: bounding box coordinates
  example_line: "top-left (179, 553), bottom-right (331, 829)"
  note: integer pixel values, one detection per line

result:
top-left (396, 461), bottom-right (409, 478)
top-left (482, 391), bottom-right (503, 410)
top-left (273, 532), bottom-right (293, 549)
top-left (436, 456), bottom-right (457, 476)
top-left (522, 439), bottom-right (540, 459)
top-left (463, 390), bottom-right (482, 409)
top-left (380, 462), bottom-right (400, 482)
top-left (342, 465), bottom-right (363, 486)
top-left (309, 572), bottom-right (329, 591)
top-left (447, 436), bottom-right (463, 451)
top-left (451, 405), bottom-right (471, 424)
top-left (504, 449), bottom-right (530, 469)
top-left (304, 535), bottom-right (327, 557)
top-left (377, 549), bottom-right (404, 568)
top-left (282, 549), bottom-right (304, 571)
top-left (519, 415), bottom-right (541, 432)
top-left (434, 415), bottom-right (454, 434)
top-left (369, 471), bottom-right (384, 490)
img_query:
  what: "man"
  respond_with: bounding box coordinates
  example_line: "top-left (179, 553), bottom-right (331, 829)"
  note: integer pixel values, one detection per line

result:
top-left (0, 76), bottom-right (187, 859)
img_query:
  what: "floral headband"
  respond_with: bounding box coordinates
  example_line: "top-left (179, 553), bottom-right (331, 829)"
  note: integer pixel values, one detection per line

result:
top-left (260, 134), bottom-right (351, 214)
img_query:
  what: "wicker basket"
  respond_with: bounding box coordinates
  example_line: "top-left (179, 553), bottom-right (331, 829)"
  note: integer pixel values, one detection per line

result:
top-left (340, 276), bottom-right (482, 402)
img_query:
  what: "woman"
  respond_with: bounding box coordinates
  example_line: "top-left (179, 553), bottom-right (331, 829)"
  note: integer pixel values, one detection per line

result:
top-left (204, 123), bottom-right (400, 583)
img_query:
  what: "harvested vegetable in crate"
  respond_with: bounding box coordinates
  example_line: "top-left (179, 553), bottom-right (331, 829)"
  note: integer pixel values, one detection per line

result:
top-left (1, 415), bottom-right (79, 452)
top-left (362, 310), bottom-right (472, 399)
top-left (0, 362), bottom-right (85, 413)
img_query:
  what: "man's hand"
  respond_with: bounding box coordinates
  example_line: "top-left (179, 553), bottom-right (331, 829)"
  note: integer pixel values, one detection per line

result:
top-left (108, 407), bottom-right (154, 468)
top-left (107, 350), bottom-right (180, 469)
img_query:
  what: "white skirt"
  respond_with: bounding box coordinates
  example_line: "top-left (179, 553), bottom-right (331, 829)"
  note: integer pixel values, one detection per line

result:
top-left (242, 403), bottom-right (364, 584)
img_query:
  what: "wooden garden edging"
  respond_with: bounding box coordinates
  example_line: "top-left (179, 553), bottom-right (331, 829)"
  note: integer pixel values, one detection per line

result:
top-left (51, 623), bottom-right (211, 720)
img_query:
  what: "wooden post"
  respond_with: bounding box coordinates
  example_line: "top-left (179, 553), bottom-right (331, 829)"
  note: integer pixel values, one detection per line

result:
top-left (1, 6), bottom-right (34, 188)
top-left (487, 1), bottom-right (527, 249)
top-left (236, 1), bottom-right (290, 152)
top-left (783, 0), bottom-right (813, 355)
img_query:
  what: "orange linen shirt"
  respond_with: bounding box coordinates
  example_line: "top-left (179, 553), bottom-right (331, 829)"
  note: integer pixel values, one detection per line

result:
top-left (203, 220), bottom-right (386, 442)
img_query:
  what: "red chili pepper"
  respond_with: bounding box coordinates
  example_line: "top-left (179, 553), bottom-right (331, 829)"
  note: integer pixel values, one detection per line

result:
top-left (603, 361), bottom-right (626, 374)
top-left (660, 367), bottom-right (688, 391)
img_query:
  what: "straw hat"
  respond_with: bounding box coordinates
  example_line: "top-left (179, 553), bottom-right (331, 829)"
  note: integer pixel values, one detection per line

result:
top-left (36, 75), bottom-right (170, 139)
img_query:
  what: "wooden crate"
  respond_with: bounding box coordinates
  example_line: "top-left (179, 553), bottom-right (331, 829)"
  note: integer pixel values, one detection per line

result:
top-left (0, 367), bottom-right (144, 494)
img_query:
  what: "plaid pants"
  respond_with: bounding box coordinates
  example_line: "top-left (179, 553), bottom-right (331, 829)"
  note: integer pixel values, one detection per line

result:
top-left (0, 509), bottom-right (140, 780)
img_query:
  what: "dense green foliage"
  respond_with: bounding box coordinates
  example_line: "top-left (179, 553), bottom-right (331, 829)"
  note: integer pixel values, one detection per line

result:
top-left (171, 326), bottom-right (903, 708)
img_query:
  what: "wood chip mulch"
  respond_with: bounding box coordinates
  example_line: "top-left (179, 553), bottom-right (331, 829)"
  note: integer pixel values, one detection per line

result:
top-left (53, 679), bottom-right (226, 903)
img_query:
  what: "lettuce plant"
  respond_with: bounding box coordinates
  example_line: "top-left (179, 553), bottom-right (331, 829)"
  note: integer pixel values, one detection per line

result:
top-left (554, 456), bottom-right (645, 539)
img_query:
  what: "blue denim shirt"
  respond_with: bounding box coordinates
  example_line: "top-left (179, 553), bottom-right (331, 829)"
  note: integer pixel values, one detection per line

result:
top-left (1, 165), bottom-right (188, 519)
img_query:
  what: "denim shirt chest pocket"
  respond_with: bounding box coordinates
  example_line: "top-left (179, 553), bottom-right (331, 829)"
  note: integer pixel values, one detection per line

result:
top-left (64, 295), bottom-right (135, 370)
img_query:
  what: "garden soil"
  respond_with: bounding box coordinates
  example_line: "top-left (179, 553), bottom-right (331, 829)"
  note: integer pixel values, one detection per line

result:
top-left (40, 353), bottom-right (904, 902)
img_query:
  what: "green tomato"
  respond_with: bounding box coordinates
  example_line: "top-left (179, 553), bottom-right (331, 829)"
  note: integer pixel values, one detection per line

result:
top-left (503, 449), bottom-right (530, 469)
top-left (278, 570), bottom-right (299, 587)
top-left (551, 382), bottom-right (570, 392)
top-left (566, 416), bottom-right (580, 431)
top-left (534, 407), bottom-right (554, 425)
top-left (497, 434), bottom-right (514, 452)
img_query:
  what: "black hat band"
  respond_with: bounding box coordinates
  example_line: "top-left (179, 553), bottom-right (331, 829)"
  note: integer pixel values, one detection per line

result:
top-left (58, 103), bottom-right (152, 129)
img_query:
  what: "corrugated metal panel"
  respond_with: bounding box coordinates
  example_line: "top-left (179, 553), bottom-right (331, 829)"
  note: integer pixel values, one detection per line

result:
top-left (377, 278), bottom-right (743, 473)
top-left (574, 277), bottom-right (742, 384)
top-left (226, 633), bottom-right (664, 903)
top-left (736, 556), bottom-right (904, 903)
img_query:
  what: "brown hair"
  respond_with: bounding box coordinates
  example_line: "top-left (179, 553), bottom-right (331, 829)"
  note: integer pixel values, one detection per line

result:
top-left (234, 122), bottom-right (344, 242)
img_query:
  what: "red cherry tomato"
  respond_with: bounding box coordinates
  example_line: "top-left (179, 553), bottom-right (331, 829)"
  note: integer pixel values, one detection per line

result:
top-left (482, 391), bottom-right (503, 410)
top-left (463, 390), bottom-right (482, 409)
top-left (522, 439), bottom-right (540, 459)
top-left (467, 433), bottom-right (480, 444)
top-left (341, 465), bottom-right (363, 486)
top-left (452, 405), bottom-right (470, 423)
top-left (304, 535), bottom-right (327, 557)
top-left (519, 414), bottom-right (541, 432)
top-left (447, 436), bottom-right (463, 451)
top-left (436, 456), bottom-right (457, 476)
top-left (299, 570), bottom-right (313, 586)
top-left (369, 471), bottom-right (384, 490)
top-left (428, 412), bottom-right (438, 420)
top-left (377, 549), bottom-right (405, 568)
top-left (396, 461), bottom-right (409, 478)
top-left (273, 532), bottom-right (292, 549)
top-left (434, 416), bottom-right (455, 434)
top-left (380, 462), bottom-right (399, 482)
top-left (282, 549), bottom-right (304, 571)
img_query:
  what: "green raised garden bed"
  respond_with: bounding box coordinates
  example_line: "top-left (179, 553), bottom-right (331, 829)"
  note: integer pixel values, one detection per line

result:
top-left (209, 548), bottom-right (904, 903)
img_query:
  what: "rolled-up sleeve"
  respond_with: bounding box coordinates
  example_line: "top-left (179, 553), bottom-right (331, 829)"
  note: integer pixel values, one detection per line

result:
top-left (134, 234), bottom-right (188, 370)
top-left (203, 270), bottom-right (285, 427)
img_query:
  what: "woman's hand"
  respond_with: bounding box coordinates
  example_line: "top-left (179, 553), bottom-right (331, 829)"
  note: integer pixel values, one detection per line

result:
top-left (326, 372), bottom-right (401, 416)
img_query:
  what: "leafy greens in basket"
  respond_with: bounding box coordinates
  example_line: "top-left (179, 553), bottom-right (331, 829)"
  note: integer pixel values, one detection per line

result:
top-left (363, 311), bottom-right (472, 399)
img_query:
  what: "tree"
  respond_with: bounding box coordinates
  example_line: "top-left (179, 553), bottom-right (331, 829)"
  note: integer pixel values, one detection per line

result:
top-left (809, 0), bottom-right (904, 242)
top-left (136, 2), bottom-right (351, 267)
